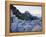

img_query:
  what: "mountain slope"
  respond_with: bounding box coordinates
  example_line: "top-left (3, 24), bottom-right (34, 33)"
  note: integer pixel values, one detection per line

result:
top-left (10, 4), bottom-right (40, 20)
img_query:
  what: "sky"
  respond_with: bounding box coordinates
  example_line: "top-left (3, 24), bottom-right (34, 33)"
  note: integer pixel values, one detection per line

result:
top-left (13, 5), bottom-right (42, 17)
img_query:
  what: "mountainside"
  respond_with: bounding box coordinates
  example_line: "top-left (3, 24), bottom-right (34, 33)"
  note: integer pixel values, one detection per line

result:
top-left (10, 4), bottom-right (39, 20)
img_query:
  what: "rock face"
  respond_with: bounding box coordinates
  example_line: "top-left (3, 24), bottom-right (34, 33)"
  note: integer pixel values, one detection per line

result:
top-left (10, 4), bottom-right (42, 32)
